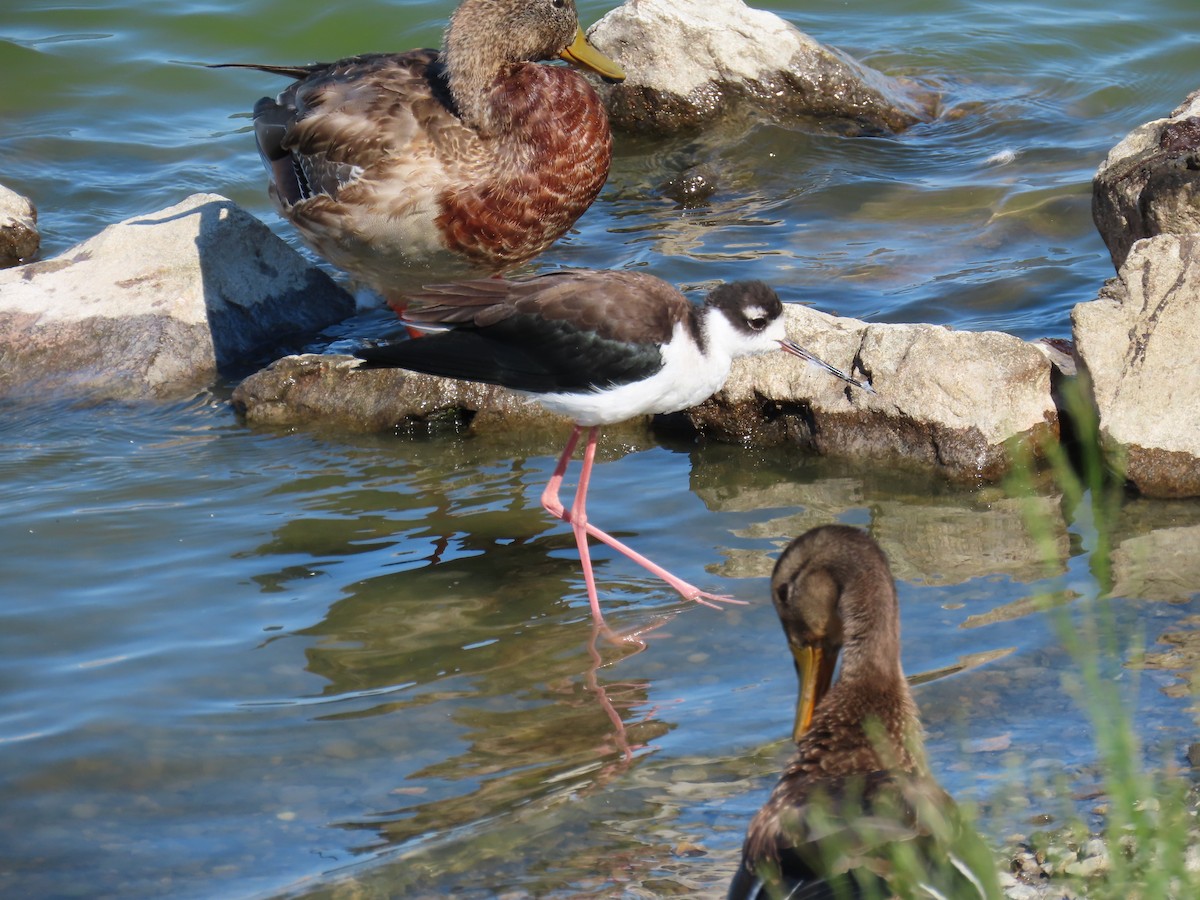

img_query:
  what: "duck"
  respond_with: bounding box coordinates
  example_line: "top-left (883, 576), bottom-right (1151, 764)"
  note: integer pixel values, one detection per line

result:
top-left (354, 271), bottom-right (872, 637)
top-left (216, 0), bottom-right (625, 298)
top-left (728, 525), bottom-right (1002, 900)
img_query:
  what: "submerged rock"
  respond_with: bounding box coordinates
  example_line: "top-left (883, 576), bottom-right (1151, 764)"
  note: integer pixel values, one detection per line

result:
top-left (1072, 232), bottom-right (1200, 498)
top-left (587, 0), bottom-right (934, 135)
top-left (0, 193), bottom-right (354, 401)
top-left (0, 183), bottom-right (39, 268)
top-left (1093, 89), bottom-right (1200, 269)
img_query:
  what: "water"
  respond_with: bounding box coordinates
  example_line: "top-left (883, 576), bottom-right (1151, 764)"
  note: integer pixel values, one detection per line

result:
top-left (2, 0), bottom-right (1199, 896)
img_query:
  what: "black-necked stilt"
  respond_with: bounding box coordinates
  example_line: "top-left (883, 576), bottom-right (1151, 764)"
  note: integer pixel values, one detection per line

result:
top-left (355, 270), bottom-right (872, 637)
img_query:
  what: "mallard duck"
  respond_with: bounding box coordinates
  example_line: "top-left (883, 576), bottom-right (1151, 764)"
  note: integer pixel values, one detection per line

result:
top-left (354, 272), bottom-right (870, 637)
top-left (219, 0), bottom-right (625, 297)
top-left (728, 525), bottom-right (1002, 899)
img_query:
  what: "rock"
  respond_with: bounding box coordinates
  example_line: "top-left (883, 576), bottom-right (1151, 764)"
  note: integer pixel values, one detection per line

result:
top-left (587, 0), bottom-right (933, 136)
top-left (235, 304), bottom-right (1057, 483)
top-left (0, 193), bottom-right (354, 401)
top-left (1072, 233), bottom-right (1200, 497)
top-left (1003, 883), bottom-right (1044, 900)
top-left (1186, 842), bottom-right (1200, 874)
top-left (687, 305), bottom-right (1057, 481)
top-left (1110, 523), bottom-right (1200, 603)
top-left (1093, 89), bottom-right (1200, 269)
top-left (1063, 850), bottom-right (1109, 878)
top-left (233, 353), bottom-right (576, 437)
top-left (232, 353), bottom-right (659, 451)
top-left (705, 486), bottom-right (1068, 585)
top-left (0, 183), bottom-right (39, 267)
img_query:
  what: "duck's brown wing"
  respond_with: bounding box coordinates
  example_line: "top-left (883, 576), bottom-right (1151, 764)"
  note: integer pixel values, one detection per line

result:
top-left (732, 772), bottom-right (997, 900)
top-left (242, 51), bottom-right (449, 206)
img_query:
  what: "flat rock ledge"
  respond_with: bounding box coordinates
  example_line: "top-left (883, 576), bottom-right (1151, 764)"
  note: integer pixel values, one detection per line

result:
top-left (233, 305), bottom-right (1058, 483)
top-left (588, 0), bottom-right (934, 136)
top-left (0, 193), bottom-right (354, 401)
top-left (1073, 232), bottom-right (1200, 498)
top-left (234, 354), bottom-right (581, 439)
top-left (0, 182), bottom-right (39, 268)
top-left (1093, 89), bottom-right (1200, 270)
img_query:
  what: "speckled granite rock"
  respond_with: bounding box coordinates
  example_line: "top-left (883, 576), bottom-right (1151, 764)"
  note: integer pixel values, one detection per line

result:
top-left (0, 183), bottom-right (39, 268)
top-left (587, 0), bottom-right (934, 135)
top-left (0, 193), bottom-right (354, 401)
top-left (1092, 89), bottom-right (1200, 269)
top-left (1072, 232), bottom-right (1200, 498)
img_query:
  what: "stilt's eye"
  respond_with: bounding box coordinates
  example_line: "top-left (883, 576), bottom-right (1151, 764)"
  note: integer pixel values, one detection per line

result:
top-left (742, 305), bottom-right (770, 331)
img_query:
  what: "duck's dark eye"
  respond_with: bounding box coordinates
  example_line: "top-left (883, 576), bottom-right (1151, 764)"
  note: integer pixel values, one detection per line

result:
top-left (748, 316), bottom-right (769, 331)
top-left (552, 0), bottom-right (566, 7)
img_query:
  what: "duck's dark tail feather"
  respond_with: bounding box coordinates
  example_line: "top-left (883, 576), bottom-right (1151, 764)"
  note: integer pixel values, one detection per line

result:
top-left (206, 62), bottom-right (322, 80)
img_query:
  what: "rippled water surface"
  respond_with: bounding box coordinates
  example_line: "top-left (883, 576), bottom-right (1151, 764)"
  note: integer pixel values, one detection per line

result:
top-left (2, 0), bottom-right (1199, 897)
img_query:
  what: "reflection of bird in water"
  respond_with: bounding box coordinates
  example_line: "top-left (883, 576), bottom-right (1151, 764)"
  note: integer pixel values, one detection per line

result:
top-left (215, 0), bottom-right (624, 297)
top-left (728, 525), bottom-right (1001, 900)
top-left (356, 270), bottom-right (871, 638)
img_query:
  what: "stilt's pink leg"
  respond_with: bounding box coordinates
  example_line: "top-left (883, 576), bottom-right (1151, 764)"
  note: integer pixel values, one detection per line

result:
top-left (581, 521), bottom-right (744, 609)
top-left (540, 425), bottom-right (582, 520)
top-left (542, 426), bottom-right (614, 633)
top-left (541, 426), bottom-right (746, 613)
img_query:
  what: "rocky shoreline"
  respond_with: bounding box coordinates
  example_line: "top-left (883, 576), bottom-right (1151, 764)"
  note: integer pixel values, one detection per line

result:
top-left (4, 77), bottom-right (1198, 495)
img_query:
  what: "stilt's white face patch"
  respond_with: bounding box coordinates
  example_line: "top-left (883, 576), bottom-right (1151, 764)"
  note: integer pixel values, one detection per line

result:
top-left (707, 303), bottom-right (789, 358)
top-left (534, 305), bottom-right (790, 426)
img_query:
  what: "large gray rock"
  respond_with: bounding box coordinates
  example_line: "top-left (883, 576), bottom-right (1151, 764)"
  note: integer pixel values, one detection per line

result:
top-left (0, 193), bottom-right (354, 401)
top-left (1072, 233), bottom-right (1200, 498)
top-left (688, 306), bottom-right (1058, 481)
top-left (234, 305), bottom-right (1057, 483)
top-left (588, 0), bottom-right (934, 135)
top-left (1093, 89), bottom-right (1200, 269)
top-left (232, 352), bottom-right (660, 448)
top-left (234, 353), bottom-right (575, 436)
top-left (0, 183), bottom-right (39, 268)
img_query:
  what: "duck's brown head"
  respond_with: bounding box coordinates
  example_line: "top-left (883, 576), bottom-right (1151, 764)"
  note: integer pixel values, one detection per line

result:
top-left (770, 525), bottom-right (904, 743)
top-left (443, 0), bottom-right (624, 119)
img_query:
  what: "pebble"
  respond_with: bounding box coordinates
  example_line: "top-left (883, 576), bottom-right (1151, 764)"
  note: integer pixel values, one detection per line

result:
top-left (1063, 854), bottom-right (1108, 878)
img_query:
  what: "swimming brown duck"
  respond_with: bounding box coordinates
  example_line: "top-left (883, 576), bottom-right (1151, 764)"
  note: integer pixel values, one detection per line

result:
top-left (728, 525), bottom-right (1001, 900)
top-left (218, 0), bottom-right (624, 297)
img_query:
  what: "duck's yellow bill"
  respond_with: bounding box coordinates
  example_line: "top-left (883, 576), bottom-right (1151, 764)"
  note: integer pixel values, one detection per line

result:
top-left (792, 644), bottom-right (837, 743)
top-left (559, 26), bottom-right (626, 83)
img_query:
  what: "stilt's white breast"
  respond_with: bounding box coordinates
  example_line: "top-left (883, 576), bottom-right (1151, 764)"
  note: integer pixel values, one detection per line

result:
top-left (532, 308), bottom-right (786, 427)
